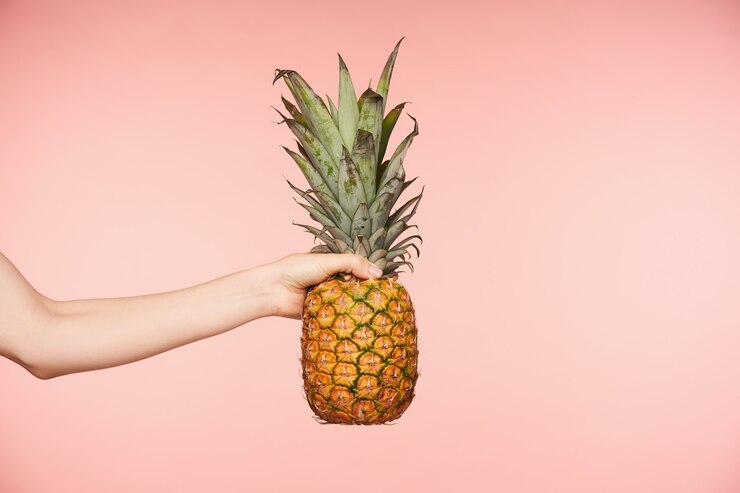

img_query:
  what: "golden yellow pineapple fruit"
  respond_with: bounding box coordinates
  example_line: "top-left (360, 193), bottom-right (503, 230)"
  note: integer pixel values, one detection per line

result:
top-left (301, 275), bottom-right (418, 424)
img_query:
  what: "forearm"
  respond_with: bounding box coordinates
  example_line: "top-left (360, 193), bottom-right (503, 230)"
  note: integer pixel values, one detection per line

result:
top-left (26, 267), bottom-right (274, 379)
top-left (2, 252), bottom-right (374, 379)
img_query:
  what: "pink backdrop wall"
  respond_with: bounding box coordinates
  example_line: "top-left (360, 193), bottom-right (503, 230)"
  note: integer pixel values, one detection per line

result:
top-left (2, 0), bottom-right (740, 492)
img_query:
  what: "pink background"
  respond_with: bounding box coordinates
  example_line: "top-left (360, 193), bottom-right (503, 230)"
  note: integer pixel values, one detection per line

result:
top-left (2, 0), bottom-right (740, 491)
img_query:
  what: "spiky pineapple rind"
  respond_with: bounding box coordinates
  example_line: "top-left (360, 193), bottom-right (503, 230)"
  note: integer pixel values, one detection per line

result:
top-left (301, 275), bottom-right (418, 425)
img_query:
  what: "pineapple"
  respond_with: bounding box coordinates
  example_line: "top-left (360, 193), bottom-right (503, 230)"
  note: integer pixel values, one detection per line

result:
top-left (273, 38), bottom-right (422, 424)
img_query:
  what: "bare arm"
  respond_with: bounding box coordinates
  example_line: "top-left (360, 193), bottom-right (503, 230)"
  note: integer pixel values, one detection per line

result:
top-left (0, 252), bottom-right (381, 379)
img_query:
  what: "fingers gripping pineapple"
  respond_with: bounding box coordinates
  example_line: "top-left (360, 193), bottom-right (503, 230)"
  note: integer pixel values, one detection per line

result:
top-left (273, 39), bottom-right (422, 424)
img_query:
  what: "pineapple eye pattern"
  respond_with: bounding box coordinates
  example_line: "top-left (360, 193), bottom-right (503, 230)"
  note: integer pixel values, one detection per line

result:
top-left (300, 277), bottom-right (418, 424)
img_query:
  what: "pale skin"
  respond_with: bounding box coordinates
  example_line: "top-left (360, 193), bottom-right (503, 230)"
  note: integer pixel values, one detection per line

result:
top-left (0, 252), bottom-right (384, 380)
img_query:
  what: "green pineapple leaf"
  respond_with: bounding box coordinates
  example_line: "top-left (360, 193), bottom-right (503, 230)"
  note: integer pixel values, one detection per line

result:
top-left (353, 235), bottom-right (372, 257)
top-left (333, 238), bottom-right (352, 253)
top-left (286, 179), bottom-right (351, 232)
top-left (368, 227), bottom-right (387, 251)
top-left (376, 37), bottom-right (404, 114)
top-left (295, 199), bottom-right (339, 231)
top-left (350, 202), bottom-right (370, 239)
top-left (351, 130), bottom-right (377, 201)
top-left (357, 89), bottom-right (384, 168)
top-left (368, 248), bottom-right (388, 263)
top-left (338, 148), bottom-right (367, 216)
top-left (281, 95), bottom-right (308, 127)
top-left (285, 179), bottom-right (330, 217)
top-left (377, 175), bottom-right (404, 210)
top-left (281, 146), bottom-right (334, 200)
top-left (326, 94), bottom-right (339, 127)
top-left (379, 115), bottom-right (418, 188)
top-left (294, 223), bottom-right (340, 252)
top-left (271, 105), bottom-right (289, 123)
top-left (385, 248), bottom-right (410, 261)
top-left (337, 54), bottom-right (359, 151)
top-left (388, 186), bottom-right (424, 225)
top-left (310, 244), bottom-right (335, 253)
top-left (275, 69), bottom-right (343, 166)
top-left (284, 119), bottom-right (339, 196)
top-left (384, 220), bottom-right (418, 249)
top-left (385, 260), bottom-right (414, 273)
top-left (397, 197), bottom-right (422, 224)
top-left (373, 258), bottom-right (388, 271)
top-left (378, 102), bottom-right (408, 166)
top-left (388, 234), bottom-right (422, 258)
top-left (369, 188), bottom-right (397, 232)
top-left (327, 225), bottom-right (353, 246)
top-left (400, 176), bottom-right (418, 194)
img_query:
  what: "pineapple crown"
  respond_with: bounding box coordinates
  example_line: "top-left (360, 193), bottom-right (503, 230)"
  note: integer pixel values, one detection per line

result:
top-left (272, 38), bottom-right (422, 277)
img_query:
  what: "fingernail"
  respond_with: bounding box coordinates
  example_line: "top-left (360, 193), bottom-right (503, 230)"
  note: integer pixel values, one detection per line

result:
top-left (369, 264), bottom-right (383, 278)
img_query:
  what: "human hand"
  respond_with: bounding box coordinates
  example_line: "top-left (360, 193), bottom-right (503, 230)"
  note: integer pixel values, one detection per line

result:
top-left (261, 253), bottom-right (383, 319)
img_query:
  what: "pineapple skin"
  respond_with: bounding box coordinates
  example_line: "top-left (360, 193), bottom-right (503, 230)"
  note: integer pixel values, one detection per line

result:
top-left (301, 275), bottom-right (418, 424)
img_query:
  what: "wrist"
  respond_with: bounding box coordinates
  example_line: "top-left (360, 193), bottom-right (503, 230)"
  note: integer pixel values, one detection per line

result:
top-left (239, 264), bottom-right (280, 319)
